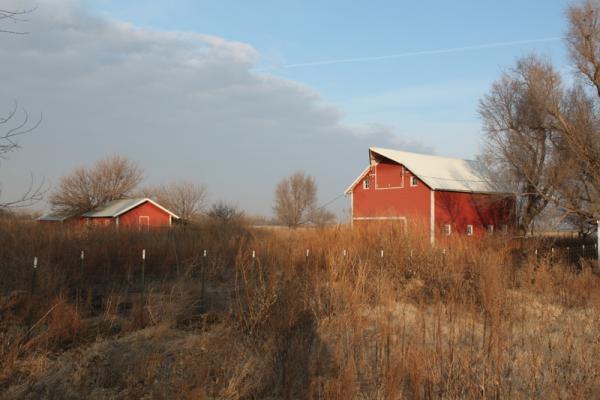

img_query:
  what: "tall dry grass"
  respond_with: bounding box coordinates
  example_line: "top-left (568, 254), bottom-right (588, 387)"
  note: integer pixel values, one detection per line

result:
top-left (0, 217), bottom-right (598, 399)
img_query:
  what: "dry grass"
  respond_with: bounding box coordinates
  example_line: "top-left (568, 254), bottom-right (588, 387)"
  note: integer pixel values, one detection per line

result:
top-left (0, 218), bottom-right (598, 399)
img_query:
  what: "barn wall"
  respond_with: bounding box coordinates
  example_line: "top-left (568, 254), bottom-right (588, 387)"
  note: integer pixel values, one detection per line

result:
top-left (434, 191), bottom-right (515, 236)
top-left (352, 161), bottom-right (431, 227)
top-left (80, 217), bottom-right (114, 227)
top-left (118, 201), bottom-right (171, 228)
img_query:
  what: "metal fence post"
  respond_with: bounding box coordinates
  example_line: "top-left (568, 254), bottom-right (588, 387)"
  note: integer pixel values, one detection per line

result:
top-left (26, 257), bottom-right (38, 340)
top-left (141, 248), bottom-right (146, 291)
top-left (77, 250), bottom-right (84, 313)
top-left (31, 256), bottom-right (37, 295)
top-left (200, 249), bottom-right (207, 313)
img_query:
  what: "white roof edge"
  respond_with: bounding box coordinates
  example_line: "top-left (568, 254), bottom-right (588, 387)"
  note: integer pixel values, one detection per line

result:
top-left (370, 146), bottom-right (478, 163)
top-left (113, 198), bottom-right (180, 219)
top-left (366, 146), bottom-right (508, 193)
top-left (344, 166), bottom-right (371, 195)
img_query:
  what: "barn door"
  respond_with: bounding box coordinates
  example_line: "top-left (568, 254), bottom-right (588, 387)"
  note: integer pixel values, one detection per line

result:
top-left (139, 216), bottom-right (150, 231)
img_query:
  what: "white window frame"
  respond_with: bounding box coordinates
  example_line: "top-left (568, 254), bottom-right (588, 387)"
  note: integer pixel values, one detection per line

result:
top-left (444, 224), bottom-right (451, 236)
top-left (410, 176), bottom-right (418, 187)
top-left (466, 224), bottom-right (474, 236)
top-left (363, 178), bottom-right (370, 189)
top-left (487, 225), bottom-right (494, 235)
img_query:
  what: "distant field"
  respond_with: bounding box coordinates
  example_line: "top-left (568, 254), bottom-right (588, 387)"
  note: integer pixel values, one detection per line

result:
top-left (0, 218), bottom-right (598, 399)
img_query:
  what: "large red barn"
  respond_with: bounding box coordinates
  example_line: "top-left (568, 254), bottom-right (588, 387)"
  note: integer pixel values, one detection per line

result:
top-left (345, 147), bottom-right (515, 243)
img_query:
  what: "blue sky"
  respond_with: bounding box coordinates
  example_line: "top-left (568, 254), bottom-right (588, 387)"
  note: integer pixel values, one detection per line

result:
top-left (88, 0), bottom-right (569, 159)
top-left (1, 0), bottom-right (573, 215)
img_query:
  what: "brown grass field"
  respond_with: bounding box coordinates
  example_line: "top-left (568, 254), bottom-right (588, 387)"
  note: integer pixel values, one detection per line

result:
top-left (0, 218), bottom-right (598, 399)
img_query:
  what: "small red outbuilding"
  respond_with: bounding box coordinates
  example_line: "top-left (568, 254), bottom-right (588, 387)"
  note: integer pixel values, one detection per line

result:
top-left (39, 198), bottom-right (179, 229)
top-left (80, 198), bottom-right (179, 228)
top-left (345, 147), bottom-right (515, 243)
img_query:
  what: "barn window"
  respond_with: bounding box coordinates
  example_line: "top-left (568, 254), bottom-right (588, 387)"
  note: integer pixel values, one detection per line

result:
top-left (466, 225), bottom-right (473, 236)
top-left (410, 176), bottom-right (418, 187)
top-left (487, 225), bottom-right (494, 235)
top-left (363, 178), bottom-right (370, 189)
top-left (444, 224), bottom-right (451, 235)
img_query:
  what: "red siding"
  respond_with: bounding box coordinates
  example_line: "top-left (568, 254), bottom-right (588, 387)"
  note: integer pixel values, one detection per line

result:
top-left (350, 159), bottom-right (515, 240)
top-left (118, 201), bottom-right (171, 228)
top-left (435, 191), bottom-right (515, 237)
top-left (352, 161), bottom-right (431, 227)
top-left (78, 201), bottom-right (172, 229)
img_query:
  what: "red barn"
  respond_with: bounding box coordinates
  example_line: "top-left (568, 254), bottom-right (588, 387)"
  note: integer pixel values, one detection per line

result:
top-left (39, 198), bottom-right (179, 229)
top-left (345, 147), bottom-right (515, 243)
top-left (80, 198), bottom-right (179, 229)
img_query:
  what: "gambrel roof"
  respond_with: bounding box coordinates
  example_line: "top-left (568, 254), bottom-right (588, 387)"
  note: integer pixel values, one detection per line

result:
top-left (345, 147), bottom-right (509, 194)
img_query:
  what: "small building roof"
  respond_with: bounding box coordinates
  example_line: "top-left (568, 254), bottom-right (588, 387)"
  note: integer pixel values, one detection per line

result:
top-left (37, 212), bottom-right (78, 222)
top-left (345, 147), bottom-right (509, 194)
top-left (81, 198), bottom-right (179, 219)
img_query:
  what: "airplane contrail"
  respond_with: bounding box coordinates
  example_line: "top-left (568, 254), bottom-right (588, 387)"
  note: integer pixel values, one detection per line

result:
top-left (253, 37), bottom-right (561, 72)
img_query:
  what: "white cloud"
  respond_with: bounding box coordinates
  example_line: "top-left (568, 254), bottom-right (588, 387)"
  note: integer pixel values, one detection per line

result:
top-left (0, 0), bottom-right (429, 215)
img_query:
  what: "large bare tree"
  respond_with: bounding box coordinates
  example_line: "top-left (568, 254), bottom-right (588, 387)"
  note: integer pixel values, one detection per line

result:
top-left (550, 0), bottom-right (600, 227)
top-left (479, 56), bottom-right (562, 233)
top-left (49, 155), bottom-right (143, 216)
top-left (140, 181), bottom-right (208, 222)
top-left (480, 0), bottom-right (600, 234)
top-left (273, 172), bottom-right (335, 228)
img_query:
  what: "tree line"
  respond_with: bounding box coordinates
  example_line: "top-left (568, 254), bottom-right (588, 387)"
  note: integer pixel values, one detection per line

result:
top-left (41, 154), bottom-right (334, 227)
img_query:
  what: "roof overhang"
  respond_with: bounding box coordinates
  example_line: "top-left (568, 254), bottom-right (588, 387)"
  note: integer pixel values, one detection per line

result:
top-left (82, 198), bottom-right (180, 219)
top-left (344, 166), bottom-right (371, 195)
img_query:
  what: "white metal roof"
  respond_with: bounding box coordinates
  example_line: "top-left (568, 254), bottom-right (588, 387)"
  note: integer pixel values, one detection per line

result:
top-left (81, 198), bottom-right (179, 219)
top-left (37, 212), bottom-right (77, 222)
top-left (345, 147), bottom-right (507, 194)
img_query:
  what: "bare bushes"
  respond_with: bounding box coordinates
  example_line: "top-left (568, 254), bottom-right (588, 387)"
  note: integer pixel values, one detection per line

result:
top-left (0, 219), bottom-right (598, 398)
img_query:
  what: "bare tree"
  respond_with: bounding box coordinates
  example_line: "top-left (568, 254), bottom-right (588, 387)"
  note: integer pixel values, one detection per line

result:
top-left (0, 5), bottom-right (36, 35)
top-left (274, 172), bottom-right (316, 228)
top-left (480, 0), bottom-right (600, 235)
top-left (140, 181), bottom-right (208, 222)
top-left (207, 201), bottom-right (245, 224)
top-left (549, 0), bottom-right (600, 226)
top-left (567, 0), bottom-right (600, 96)
top-left (479, 56), bottom-right (562, 233)
top-left (0, 6), bottom-right (44, 211)
top-left (308, 207), bottom-right (336, 227)
top-left (49, 155), bottom-right (143, 216)
top-left (273, 172), bottom-right (335, 228)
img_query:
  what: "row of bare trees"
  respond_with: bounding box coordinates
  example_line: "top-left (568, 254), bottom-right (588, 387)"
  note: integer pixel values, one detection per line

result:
top-left (48, 155), bottom-right (208, 222)
top-left (48, 156), bottom-right (335, 227)
top-left (479, 0), bottom-right (600, 235)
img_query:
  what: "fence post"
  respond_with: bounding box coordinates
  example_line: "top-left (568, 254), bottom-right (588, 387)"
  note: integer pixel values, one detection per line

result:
top-left (141, 248), bottom-right (146, 291)
top-left (77, 250), bottom-right (84, 313)
top-left (26, 257), bottom-right (38, 340)
top-left (200, 249), bottom-right (207, 313)
top-left (31, 256), bottom-right (37, 295)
